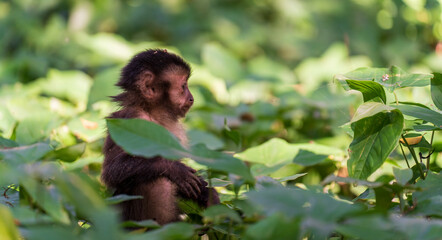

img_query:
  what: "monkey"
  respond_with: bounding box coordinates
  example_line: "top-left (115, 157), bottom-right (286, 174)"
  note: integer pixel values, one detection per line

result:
top-left (101, 49), bottom-right (219, 225)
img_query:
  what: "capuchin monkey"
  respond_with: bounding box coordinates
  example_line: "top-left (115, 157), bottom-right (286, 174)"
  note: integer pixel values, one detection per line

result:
top-left (101, 49), bottom-right (219, 225)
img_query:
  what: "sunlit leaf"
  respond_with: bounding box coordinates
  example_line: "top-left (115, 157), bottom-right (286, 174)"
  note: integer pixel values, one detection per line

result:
top-left (236, 138), bottom-right (343, 166)
top-left (339, 79), bottom-right (386, 103)
top-left (347, 110), bottom-right (404, 179)
top-left (335, 66), bottom-right (432, 92)
top-left (350, 102), bottom-right (394, 123)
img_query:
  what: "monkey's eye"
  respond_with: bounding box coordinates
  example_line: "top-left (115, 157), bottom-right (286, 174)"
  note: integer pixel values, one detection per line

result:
top-left (182, 84), bottom-right (186, 90)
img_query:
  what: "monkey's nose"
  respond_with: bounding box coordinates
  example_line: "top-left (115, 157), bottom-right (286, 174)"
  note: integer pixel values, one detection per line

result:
top-left (189, 96), bottom-right (194, 102)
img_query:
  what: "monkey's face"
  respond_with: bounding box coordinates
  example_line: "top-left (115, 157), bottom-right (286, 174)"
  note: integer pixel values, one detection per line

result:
top-left (164, 71), bottom-right (194, 118)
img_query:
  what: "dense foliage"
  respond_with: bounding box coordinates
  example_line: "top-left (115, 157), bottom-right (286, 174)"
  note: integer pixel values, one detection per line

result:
top-left (1, 0), bottom-right (442, 239)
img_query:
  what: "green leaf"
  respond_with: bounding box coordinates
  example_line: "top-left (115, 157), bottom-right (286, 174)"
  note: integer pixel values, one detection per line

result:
top-left (129, 222), bottom-right (194, 240)
top-left (0, 143), bottom-right (52, 165)
top-left (414, 124), bottom-right (441, 132)
top-left (335, 66), bottom-right (432, 92)
top-left (350, 102), bottom-right (395, 123)
top-left (45, 143), bottom-right (86, 162)
top-left (202, 43), bottom-right (243, 82)
top-left (338, 215), bottom-right (442, 240)
top-left (107, 118), bottom-right (253, 182)
top-left (236, 138), bottom-right (294, 165)
top-left (393, 104), bottom-right (442, 129)
top-left (246, 187), bottom-right (362, 238)
top-left (202, 205), bottom-right (242, 223)
top-left (121, 219), bottom-right (160, 229)
top-left (322, 175), bottom-right (383, 188)
top-left (187, 129), bottom-right (224, 150)
top-left (431, 72), bottom-right (442, 110)
top-left (292, 149), bottom-right (328, 166)
top-left (35, 69), bottom-right (92, 107)
top-left (21, 177), bottom-right (71, 224)
top-left (243, 214), bottom-right (300, 240)
top-left (246, 187), bottom-right (362, 220)
top-left (0, 205), bottom-right (20, 240)
top-left (413, 172), bottom-right (442, 217)
top-left (347, 110), bottom-right (404, 179)
top-left (87, 67), bottom-right (121, 108)
top-left (337, 215), bottom-right (405, 240)
top-left (339, 79), bottom-right (386, 103)
top-left (392, 167), bottom-right (412, 185)
top-left (105, 194), bottom-right (143, 205)
top-left (0, 137), bottom-right (18, 148)
top-left (236, 138), bottom-right (343, 166)
top-left (277, 173), bottom-right (307, 182)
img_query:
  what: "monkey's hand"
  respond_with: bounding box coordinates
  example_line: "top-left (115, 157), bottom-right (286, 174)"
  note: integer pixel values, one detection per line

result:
top-left (168, 162), bottom-right (202, 200)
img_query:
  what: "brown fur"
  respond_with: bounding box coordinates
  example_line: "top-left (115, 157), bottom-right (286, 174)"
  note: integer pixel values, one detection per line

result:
top-left (101, 49), bottom-right (219, 225)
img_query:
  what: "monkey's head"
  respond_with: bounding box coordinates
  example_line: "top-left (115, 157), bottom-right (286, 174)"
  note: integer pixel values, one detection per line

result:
top-left (116, 49), bottom-right (194, 118)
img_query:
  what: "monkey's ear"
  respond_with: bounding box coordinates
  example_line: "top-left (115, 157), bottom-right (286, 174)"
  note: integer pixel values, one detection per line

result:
top-left (138, 71), bottom-right (157, 100)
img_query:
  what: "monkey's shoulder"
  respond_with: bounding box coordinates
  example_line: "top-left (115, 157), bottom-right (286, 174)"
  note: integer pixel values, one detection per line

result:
top-left (109, 108), bottom-right (142, 119)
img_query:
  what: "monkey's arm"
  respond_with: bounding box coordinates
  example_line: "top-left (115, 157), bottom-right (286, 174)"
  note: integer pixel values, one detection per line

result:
top-left (102, 146), bottom-right (203, 200)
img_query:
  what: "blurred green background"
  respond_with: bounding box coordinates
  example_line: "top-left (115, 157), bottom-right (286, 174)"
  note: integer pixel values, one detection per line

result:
top-left (1, 0), bottom-right (441, 148)
top-left (1, 1), bottom-right (442, 238)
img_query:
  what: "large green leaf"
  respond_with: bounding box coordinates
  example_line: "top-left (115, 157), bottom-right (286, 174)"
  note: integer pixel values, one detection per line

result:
top-left (335, 66), bottom-right (432, 92)
top-left (107, 118), bottom-right (253, 182)
top-left (393, 104), bottom-right (442, 129)
top-left (431, 72), bottom-right (442, 110)
top-left (339, 79), bottom-right (386, 103)
top-left (348, 110), bottom-right (404, 179)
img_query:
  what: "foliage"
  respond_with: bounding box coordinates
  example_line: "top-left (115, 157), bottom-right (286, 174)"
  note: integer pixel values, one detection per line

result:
top-left (1, 0), bottom-right (442, 239)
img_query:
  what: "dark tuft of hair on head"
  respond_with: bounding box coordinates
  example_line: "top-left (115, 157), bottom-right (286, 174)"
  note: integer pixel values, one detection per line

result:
top-left (117, 49), bottom-right (191, 90)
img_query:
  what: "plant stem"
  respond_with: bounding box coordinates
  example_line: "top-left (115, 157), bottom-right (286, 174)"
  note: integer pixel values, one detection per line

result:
top-left (430, 130), bottom-right (435, 145)
top-left (399, 143), bottom-right (411, 168)
top-left (401, 135), bottom-right (425, 179)
top-left (398, 192), bottom-right (405, 213)
top-left (393, 92), bottom-right (399, 105)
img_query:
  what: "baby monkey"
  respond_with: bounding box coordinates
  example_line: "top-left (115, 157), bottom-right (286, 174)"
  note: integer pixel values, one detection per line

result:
top-left (102, 49), bottom-right (219, 224)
